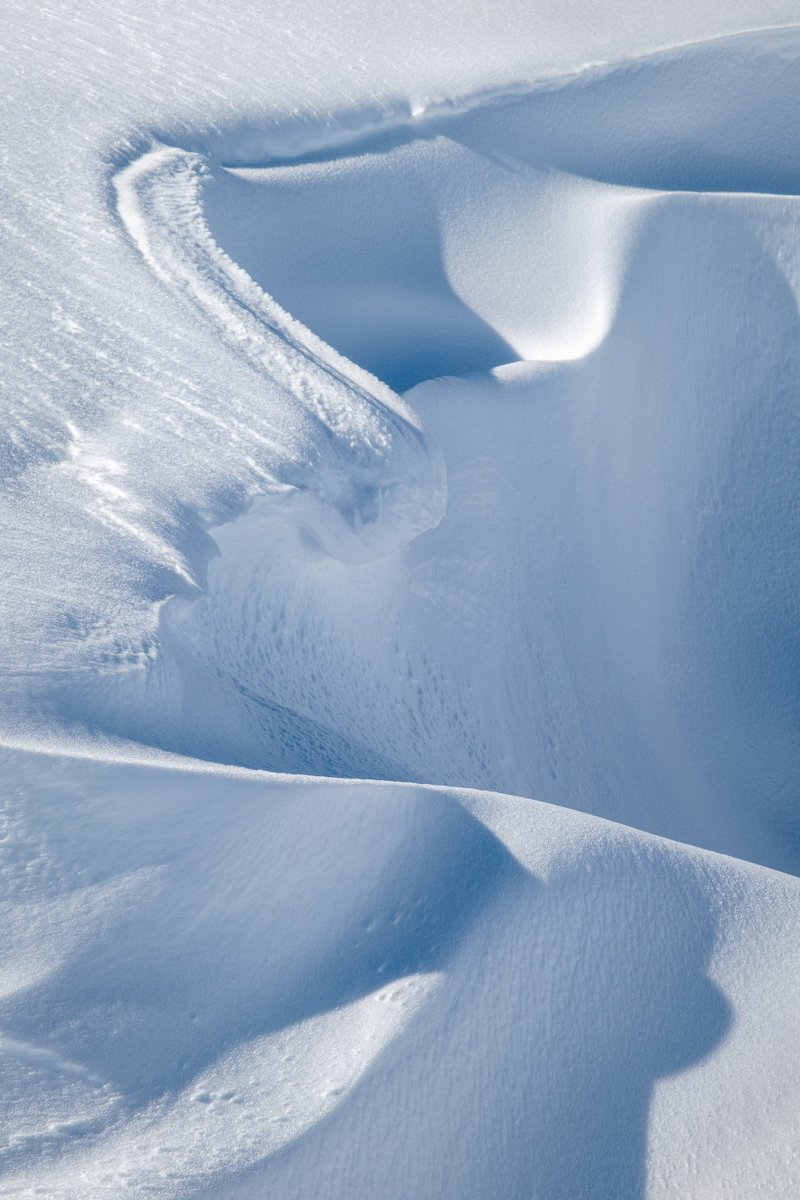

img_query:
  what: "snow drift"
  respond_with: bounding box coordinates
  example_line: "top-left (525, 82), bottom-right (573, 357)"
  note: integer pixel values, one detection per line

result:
top-left (3, 745), bottom-right (799, 1200)
top-left (2, 5), bottom-right (800, 1198)
top-left (88, 30), bottom-right (800, 874)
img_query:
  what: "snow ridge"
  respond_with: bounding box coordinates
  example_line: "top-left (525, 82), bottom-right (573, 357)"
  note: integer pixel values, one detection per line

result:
top-left (114, 143), bottom-right (445, 565)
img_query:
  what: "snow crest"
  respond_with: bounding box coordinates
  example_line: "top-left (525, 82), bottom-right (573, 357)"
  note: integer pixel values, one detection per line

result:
top-left (114, 143), bottom-right (445, 565)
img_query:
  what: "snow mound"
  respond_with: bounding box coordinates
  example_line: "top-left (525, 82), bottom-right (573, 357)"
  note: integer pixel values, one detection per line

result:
top-left (1, 746), bottom-right (799, 1199)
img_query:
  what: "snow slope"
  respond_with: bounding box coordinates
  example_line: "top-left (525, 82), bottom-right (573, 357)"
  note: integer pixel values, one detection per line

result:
top-left (72, 30), bottom-right (800, 873)
top-left (2, 1), bottom-right (800, 1196)
top-left (1, 746), bottom-right (799, 1199)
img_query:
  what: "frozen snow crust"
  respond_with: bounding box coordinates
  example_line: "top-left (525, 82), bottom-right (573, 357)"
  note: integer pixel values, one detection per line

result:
top-left (3, 6), bottom-right (800, 1198)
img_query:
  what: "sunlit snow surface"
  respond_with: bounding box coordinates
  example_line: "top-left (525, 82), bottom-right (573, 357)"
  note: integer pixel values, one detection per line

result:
top-left (2, 2), bottom-right (800, 1196)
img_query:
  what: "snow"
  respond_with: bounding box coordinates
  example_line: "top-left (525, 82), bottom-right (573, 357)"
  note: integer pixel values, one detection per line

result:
top-left (2, 747), bottom-right (800, 1197)
top-left (2, 0), bottom-right (800, 1195)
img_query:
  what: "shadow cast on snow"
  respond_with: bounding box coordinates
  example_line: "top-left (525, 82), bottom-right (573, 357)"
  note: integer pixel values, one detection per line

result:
top-left (0, 775), bottom-right (730, 1198)
top-left (197, 28), bottom-right (800, 392)
top-left (28, 28), bottom-right (793, 1193)
top-left (194, 813), bottom-right (731, 1199)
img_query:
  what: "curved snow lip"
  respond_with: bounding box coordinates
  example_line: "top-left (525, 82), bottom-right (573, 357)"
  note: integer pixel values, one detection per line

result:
top-left (112, 21), bottom-right (800, 566)
top-left (111, 24), bottom-right (800, 567)
top-left (113, 146), bottom-right (445, 567)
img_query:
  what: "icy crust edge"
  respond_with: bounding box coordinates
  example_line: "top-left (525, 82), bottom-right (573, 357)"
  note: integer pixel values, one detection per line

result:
top-left (113, 145), bottom-right (446, 565)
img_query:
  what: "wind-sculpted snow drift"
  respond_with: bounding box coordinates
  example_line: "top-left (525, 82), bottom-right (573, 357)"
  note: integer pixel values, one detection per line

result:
top-left (3, 11), bottom-right (800, 1199)
top-left (93, 30), bottom-right (800, 871)
top-left (114, 145), bottom-right (445, 565)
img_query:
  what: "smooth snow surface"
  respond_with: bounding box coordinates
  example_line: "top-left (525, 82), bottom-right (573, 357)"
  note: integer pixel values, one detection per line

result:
top-left (3, 2), bottom-right (800, 1196)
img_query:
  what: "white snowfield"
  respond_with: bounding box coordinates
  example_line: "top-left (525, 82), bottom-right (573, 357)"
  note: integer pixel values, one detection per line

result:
top-left (2, 0), bottom-right (800, 1195)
